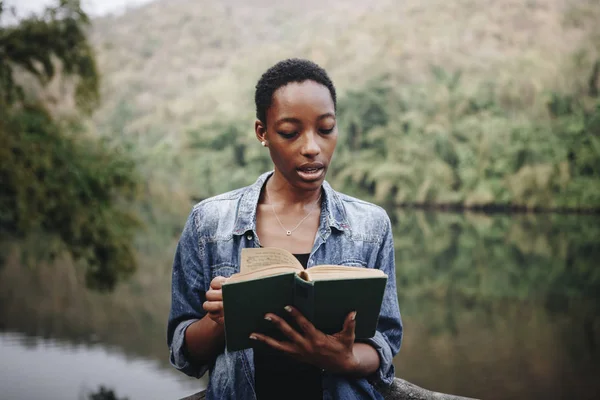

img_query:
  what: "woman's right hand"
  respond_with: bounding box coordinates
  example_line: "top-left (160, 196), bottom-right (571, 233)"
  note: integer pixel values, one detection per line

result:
top-left (203, 276), bottom-right (228, 325)
top-left (185, 276), bottom-right (228, 364)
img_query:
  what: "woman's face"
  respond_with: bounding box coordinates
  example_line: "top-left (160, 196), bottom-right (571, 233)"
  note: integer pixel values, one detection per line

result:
top-left (257, 80), bottom-right (338, 191)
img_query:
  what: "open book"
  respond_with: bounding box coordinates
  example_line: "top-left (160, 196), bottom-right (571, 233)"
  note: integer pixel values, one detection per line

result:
top-left (222, 247), bottom-right (387, 351)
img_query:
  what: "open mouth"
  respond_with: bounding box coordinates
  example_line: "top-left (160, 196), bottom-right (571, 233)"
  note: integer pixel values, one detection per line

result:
top-left (296, 165), bottom-right (325, 181)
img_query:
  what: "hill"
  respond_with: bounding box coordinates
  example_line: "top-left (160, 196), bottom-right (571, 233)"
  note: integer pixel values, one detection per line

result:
top-left (88, 0), bottom-right (600, 211)
top-left (90, 0), bottom-right (594, 133)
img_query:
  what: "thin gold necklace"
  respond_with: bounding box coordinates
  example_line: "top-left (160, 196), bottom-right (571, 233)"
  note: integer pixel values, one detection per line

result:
top-left (267, 186), bottom-right (322, 236)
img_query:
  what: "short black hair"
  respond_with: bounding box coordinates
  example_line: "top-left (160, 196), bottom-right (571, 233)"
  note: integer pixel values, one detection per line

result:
top-left (254, 58), bottom-right (337, 124)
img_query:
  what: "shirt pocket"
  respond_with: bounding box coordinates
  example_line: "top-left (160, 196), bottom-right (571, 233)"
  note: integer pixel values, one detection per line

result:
top-left (330, 231), bottom-right (380, 269)
top-left (337, 236), bottom-right (378, 269)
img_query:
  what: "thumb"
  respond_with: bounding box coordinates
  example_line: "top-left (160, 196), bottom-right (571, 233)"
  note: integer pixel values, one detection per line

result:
top-left (341, 311), bottom-right (357, 342)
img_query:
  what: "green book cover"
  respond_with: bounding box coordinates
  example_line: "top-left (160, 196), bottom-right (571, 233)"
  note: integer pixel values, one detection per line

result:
top-left (222, 272), bottom-right (296, 352)
top-left (312, 277), bottom-right (387, 338)
top-left (222, 248), bottom-right (387, 352)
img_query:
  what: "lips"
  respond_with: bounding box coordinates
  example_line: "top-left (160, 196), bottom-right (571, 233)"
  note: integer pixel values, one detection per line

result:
top-left (296, 163), bottom-right (325, 181)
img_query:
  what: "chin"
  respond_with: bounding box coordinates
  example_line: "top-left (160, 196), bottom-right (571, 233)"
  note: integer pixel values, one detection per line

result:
top-left (295, 175), bottom-right (326, 191)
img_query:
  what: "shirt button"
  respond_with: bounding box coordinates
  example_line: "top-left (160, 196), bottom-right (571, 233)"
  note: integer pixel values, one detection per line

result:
top-left (246, 234), bottom-right (253, 240)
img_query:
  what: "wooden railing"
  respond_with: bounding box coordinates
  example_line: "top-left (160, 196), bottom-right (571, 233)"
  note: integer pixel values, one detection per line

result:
top-left (179, 377), bottom-right (478, 400)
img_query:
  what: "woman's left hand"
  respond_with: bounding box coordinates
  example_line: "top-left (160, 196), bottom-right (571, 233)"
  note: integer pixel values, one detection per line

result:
top-left (250, 306), bottom-right (360, 374)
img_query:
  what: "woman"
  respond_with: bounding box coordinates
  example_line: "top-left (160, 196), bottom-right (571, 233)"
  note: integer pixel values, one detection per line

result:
top-left (167, 59), bottom-right (402, 400)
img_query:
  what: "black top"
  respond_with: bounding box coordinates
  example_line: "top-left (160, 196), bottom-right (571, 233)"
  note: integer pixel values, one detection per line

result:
top-left (253, 253), bottom-right (323, 400)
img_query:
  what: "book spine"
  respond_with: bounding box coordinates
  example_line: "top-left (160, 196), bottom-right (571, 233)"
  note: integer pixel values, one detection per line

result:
top-left (292, 275), bottom-right (315, 323)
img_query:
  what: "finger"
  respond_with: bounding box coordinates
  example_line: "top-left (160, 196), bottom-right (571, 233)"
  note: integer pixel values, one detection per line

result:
top-left (265, 312), bottom-right (306, 344)
top-left (206, 289), bottom-right (222, 301)
top-left (210, 276), bottom-right (229, 290)
top-left (283, 305), bottom-right (317, 336)
top-left (250, 333), bottom-right (297, 356)
top-left (203, 300), bottom-right (224, 314)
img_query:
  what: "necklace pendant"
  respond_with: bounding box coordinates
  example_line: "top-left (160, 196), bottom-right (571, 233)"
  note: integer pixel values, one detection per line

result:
top-left (286, 230), bottom-right (292, 236)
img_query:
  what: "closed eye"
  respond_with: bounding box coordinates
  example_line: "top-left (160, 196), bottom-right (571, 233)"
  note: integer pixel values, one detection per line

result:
top-left (320, 127), bottom-right (335, 134)
top-left (277, 131), bottom-right (297, 139)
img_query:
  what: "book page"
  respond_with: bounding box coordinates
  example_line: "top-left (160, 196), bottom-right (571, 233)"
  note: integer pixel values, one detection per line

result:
top-left (306, 265), bottom-right (386, 281)
top-left (226, 266), bottom-right (300, 284)
top-left (240, 247), bottom-right (303, 273)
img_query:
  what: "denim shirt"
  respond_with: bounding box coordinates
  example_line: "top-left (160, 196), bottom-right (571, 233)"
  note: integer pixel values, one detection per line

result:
top-left (167, 172), bottom-right (403, 400)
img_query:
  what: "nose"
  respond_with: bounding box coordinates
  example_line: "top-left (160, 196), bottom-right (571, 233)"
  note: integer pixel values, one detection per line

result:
top-left (301, 131), bottom-right (321, 158)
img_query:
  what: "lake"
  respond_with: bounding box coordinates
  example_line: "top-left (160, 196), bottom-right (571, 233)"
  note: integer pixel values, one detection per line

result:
top-left (1, 210), bottom-right (599, 400)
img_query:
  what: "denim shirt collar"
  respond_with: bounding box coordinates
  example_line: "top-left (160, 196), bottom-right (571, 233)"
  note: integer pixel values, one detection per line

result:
top-left (232, 171), bottom-right (350, 236)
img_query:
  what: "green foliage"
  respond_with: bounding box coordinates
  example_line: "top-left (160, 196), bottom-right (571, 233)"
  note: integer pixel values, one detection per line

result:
top-left (2, 0), bottom-right (598, 290)
top-left (331, 61), bottom-right (600, 209)
top-left (82, 0), bottom-right (600, 211)
top-left (185, 116), bottom-right (271, 200)
top-left (545, 77), bottom-right (600, 208)
top-left (0, 0), bottom-right (99, 113)
top-left (178, 61), bottom-right (600, 210)
top-left (0, 0), bottom-right (141, 290)
top-left (0, 106), bottom-right (140, 290)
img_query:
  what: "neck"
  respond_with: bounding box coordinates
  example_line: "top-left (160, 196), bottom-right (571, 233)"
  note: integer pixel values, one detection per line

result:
top-left (265, 170), bottom-right (322, 206)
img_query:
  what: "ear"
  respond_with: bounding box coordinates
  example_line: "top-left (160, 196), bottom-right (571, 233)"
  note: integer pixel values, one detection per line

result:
top-left (255, 119), bottom-right (267, 144)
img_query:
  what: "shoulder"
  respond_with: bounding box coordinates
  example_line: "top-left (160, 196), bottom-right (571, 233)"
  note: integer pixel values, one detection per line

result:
top-left (187, 186), bottom-right (249, 236)
top-left (329, 187), bottom-right (392, 238)
top-left (337, 191), bottom-right (388, 217)
top-left (192, 187), bottom-right (246, 213)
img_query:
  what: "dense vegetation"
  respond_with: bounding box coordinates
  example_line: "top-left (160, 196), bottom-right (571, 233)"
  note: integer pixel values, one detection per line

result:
top-left (1, 3), bottom-right (597, 397)
top-left (333, 68), bottom-right (600, 209)
top-left (187, 66), bottom-right (600, 210)
top-left (2, 0), bottom-right (599, 289)
top-left (0, 0), bottom-right (140, 290)
top-left (89, 0), bottom-right (600, 220)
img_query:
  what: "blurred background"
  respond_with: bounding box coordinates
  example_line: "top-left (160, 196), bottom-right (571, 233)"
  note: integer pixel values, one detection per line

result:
top-left (1, 0), bottom-right (599, 399)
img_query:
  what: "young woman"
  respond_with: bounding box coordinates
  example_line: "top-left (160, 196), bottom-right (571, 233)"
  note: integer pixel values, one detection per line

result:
top-left (167, 59), bottom-right (402, 400)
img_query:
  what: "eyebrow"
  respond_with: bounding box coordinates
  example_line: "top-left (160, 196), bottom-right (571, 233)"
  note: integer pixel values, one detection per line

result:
top-left (275, 113), bottom-right (336, 125)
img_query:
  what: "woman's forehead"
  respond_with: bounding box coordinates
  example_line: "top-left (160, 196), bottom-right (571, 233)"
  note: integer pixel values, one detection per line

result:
top-left (270, 80), bottom-right (335, 117)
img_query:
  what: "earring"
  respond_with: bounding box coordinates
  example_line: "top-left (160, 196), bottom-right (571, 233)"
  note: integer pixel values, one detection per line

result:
top-left (261, 141), bottom-right (267, 147)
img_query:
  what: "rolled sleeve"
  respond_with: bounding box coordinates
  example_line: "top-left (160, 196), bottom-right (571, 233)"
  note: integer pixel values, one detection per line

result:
top-left (363, 331), bottom-right (397, 387)
top-left (167, 208), bottom-right (209, 378)
top-left (169, 319), bottom-right (207, 378)
top-left (366, 211), bottom-right (403, 388)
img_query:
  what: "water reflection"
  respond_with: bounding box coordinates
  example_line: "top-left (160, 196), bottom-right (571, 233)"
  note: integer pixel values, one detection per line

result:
top-left (88, 386), bottom-right (129, 400)
top-left (0, 210), bottom-right (599, 399)
top-left (0, 332), bottom-right (203, 400)
top-left (390, 211), bottom-right (600, 399)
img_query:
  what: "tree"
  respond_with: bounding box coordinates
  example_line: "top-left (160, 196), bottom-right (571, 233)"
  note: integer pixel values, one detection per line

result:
top-left (0, 0), bottom-right (141, 291)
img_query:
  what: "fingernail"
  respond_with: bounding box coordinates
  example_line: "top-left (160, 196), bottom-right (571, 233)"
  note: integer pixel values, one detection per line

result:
top-left (249, 335), bottom-right (257, 340)
top-left (351, 311), bottom-right (357, 321)
top-left (284, 306), bottom-right (292, 312)
top-left (264, 316), bottom-right (272, 321)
